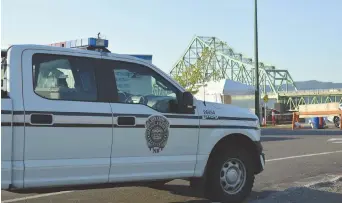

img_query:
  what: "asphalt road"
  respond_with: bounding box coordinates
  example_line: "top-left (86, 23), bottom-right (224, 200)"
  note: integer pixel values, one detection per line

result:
top-left (2, 129), bottom-right (342, 203)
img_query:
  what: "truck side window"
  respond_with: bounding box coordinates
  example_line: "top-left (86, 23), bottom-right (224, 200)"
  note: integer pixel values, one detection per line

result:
top-left (112, 61), bottom-right (180, 113)
top-left (32, 54), bottom-right (98, 102)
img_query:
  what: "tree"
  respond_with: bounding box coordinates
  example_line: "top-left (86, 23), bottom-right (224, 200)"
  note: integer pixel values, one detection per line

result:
top-left (173, 64), bottom-right (203, 94)
top-left (173, 47), bottom-right (220, 94)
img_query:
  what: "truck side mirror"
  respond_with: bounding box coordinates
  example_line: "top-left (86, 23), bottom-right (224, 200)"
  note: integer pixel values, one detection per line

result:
top-left (181, 91), bottom-right (195, 113)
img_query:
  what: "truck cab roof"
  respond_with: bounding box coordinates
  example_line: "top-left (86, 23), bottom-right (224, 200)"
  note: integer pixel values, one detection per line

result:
top-left (5, 44), bottom-right (150, 64)
top-left (2, 44), bottom-right (187, 93)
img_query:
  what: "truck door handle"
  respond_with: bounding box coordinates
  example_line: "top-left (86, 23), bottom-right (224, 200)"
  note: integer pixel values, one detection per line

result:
top-left (117, 116), bottom-right (135, 126)
top-left (30, 114), bottom-right (53, 125)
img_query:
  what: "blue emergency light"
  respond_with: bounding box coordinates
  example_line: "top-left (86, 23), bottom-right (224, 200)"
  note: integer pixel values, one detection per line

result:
top-left (66, 38), bottom-right (109, 48)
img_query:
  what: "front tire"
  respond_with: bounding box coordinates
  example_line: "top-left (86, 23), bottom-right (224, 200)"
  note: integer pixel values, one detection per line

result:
top-left (205, 147), bottom-right (255, 203)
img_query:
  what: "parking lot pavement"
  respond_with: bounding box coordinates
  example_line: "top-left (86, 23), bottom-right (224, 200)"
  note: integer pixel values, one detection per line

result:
top-left (261, 128), bottom-right (342, 136)
top-left (2, 134), bottom-right (342, 203)
top-left (250, 175), bottom-right (342, 203)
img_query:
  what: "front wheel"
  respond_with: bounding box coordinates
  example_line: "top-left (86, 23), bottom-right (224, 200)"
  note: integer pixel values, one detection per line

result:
top-left (205, 148), bottom-right (255, 203)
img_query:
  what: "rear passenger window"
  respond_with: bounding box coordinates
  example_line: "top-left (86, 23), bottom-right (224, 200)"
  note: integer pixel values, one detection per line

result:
top-left (32, 54), bottom-right (98, 101)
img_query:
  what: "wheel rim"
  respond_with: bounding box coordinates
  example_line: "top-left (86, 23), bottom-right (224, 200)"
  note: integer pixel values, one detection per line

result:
top-left (219, 158), bottom-right (247, 195)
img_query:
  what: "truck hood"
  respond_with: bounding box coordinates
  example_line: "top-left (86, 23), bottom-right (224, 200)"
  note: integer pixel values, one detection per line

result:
top-left (195, 100), bottom-right (258, 120)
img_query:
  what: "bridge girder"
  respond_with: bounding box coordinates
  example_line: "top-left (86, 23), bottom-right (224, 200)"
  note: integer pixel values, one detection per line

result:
top-left (170, 36), bottom-right (298, 96)
top-left (279, 89), bottom-right (342, 111)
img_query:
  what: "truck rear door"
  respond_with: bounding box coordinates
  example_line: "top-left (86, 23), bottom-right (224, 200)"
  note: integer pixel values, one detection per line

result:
top-left (1, 99), bottom-right (13, 189)
top-left (21, 49), bottom-right (113, 188)
top-left (2, 48), bottom-right (25, 189)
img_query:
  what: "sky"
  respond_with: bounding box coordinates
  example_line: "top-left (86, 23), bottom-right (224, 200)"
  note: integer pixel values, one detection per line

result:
top-left (1, 0), bottom-right (341, 82)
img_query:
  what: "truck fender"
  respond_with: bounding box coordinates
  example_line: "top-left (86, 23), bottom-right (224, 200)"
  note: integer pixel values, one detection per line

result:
top-left (194, 128), bottom-right (261, 177)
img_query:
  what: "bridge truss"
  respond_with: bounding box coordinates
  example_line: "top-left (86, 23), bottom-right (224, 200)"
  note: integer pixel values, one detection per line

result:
top-left (170, 36), bottom-right (342, 111)
top-left (170, 36), bottom-right (298, 96)
top-left (278, 89), bottom-right (342, 111)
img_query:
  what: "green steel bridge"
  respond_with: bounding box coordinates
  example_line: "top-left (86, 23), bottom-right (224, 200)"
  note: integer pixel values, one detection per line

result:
top-left (170, 36), bottom-right (342, 111)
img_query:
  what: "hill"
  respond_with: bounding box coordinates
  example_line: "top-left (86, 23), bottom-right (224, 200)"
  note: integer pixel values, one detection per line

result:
top-left (294, 80), bottom-right (342, 90)
top-left (265, 80), bottom-right (342, 92)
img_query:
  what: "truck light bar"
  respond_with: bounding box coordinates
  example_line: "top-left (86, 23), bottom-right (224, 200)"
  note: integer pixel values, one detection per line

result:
top-left (47, 38), bottom-right (153, 60)
top-left (49, 37), bottom-right (109, 49)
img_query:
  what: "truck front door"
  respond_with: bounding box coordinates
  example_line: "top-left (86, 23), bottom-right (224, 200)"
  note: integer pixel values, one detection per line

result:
top-left (101, 58), bottom-right (200, 182)
top-left (21, 50), bottom-right (113, 188)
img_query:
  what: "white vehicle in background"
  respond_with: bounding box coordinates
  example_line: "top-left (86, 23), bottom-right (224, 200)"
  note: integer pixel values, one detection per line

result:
top-left (1, 37), bottom-right (265, 203)
top-left (327, 103), bottom-right (342, 128)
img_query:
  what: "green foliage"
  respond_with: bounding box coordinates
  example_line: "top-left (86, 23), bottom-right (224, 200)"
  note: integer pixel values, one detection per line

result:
top-left (172, 47), bottom-right (221, 94)
top-left (173, 64), bottom-right (203, 94)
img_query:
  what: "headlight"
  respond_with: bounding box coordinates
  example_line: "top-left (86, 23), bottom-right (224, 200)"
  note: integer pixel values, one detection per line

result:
top-left (254, 120), bottom-right (260, 128)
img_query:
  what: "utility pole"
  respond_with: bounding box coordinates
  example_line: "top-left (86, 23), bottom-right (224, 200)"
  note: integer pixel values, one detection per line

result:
top-left (254, 0), bottom-right (260, 120)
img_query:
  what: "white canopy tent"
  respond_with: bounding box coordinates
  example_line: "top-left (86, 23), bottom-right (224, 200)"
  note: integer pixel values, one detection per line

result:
top-left (194, 79), bottom-right (255, 103)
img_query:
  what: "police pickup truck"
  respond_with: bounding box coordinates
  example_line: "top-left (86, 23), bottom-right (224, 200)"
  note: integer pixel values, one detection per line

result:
top-left (1, 38), bottom-right (265, 203)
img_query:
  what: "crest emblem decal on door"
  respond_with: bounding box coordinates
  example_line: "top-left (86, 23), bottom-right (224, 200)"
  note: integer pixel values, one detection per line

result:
top-left (145, 115), bottom-right (170, 153)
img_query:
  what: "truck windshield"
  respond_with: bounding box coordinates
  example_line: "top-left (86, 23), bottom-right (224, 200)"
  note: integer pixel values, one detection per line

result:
top-left (1, 59), bottom-right (8, 98)
top-left (1, 49), bottom-right (8, 97)
top-left (1, 59), bottom-right (6, 88)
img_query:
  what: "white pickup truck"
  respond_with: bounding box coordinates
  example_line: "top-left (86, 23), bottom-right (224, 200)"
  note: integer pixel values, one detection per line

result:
top-left (1, 43), bottom-right (264, 203)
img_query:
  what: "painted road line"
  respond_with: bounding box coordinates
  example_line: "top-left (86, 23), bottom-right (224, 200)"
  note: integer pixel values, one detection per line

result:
top-left (1, 191), bottom-right (73, 203)
top-left (266, 150), bottom-right (342, 162)
top-left (327, 138), bottom-right (342, 142)
top-left (304, 175), bottom-right (342, 187)
top-left (327, 138), bottom-right (342, 144)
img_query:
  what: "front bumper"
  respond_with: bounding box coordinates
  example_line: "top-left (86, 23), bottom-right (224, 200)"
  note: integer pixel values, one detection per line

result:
top-left (260, 152), bottom-right (265, 170)
top-left (254, 141), bottom-right (265, 174)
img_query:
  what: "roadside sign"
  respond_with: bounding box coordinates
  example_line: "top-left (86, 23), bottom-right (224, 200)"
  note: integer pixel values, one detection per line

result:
top-left (263, 95), bottom-right (269, 103)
